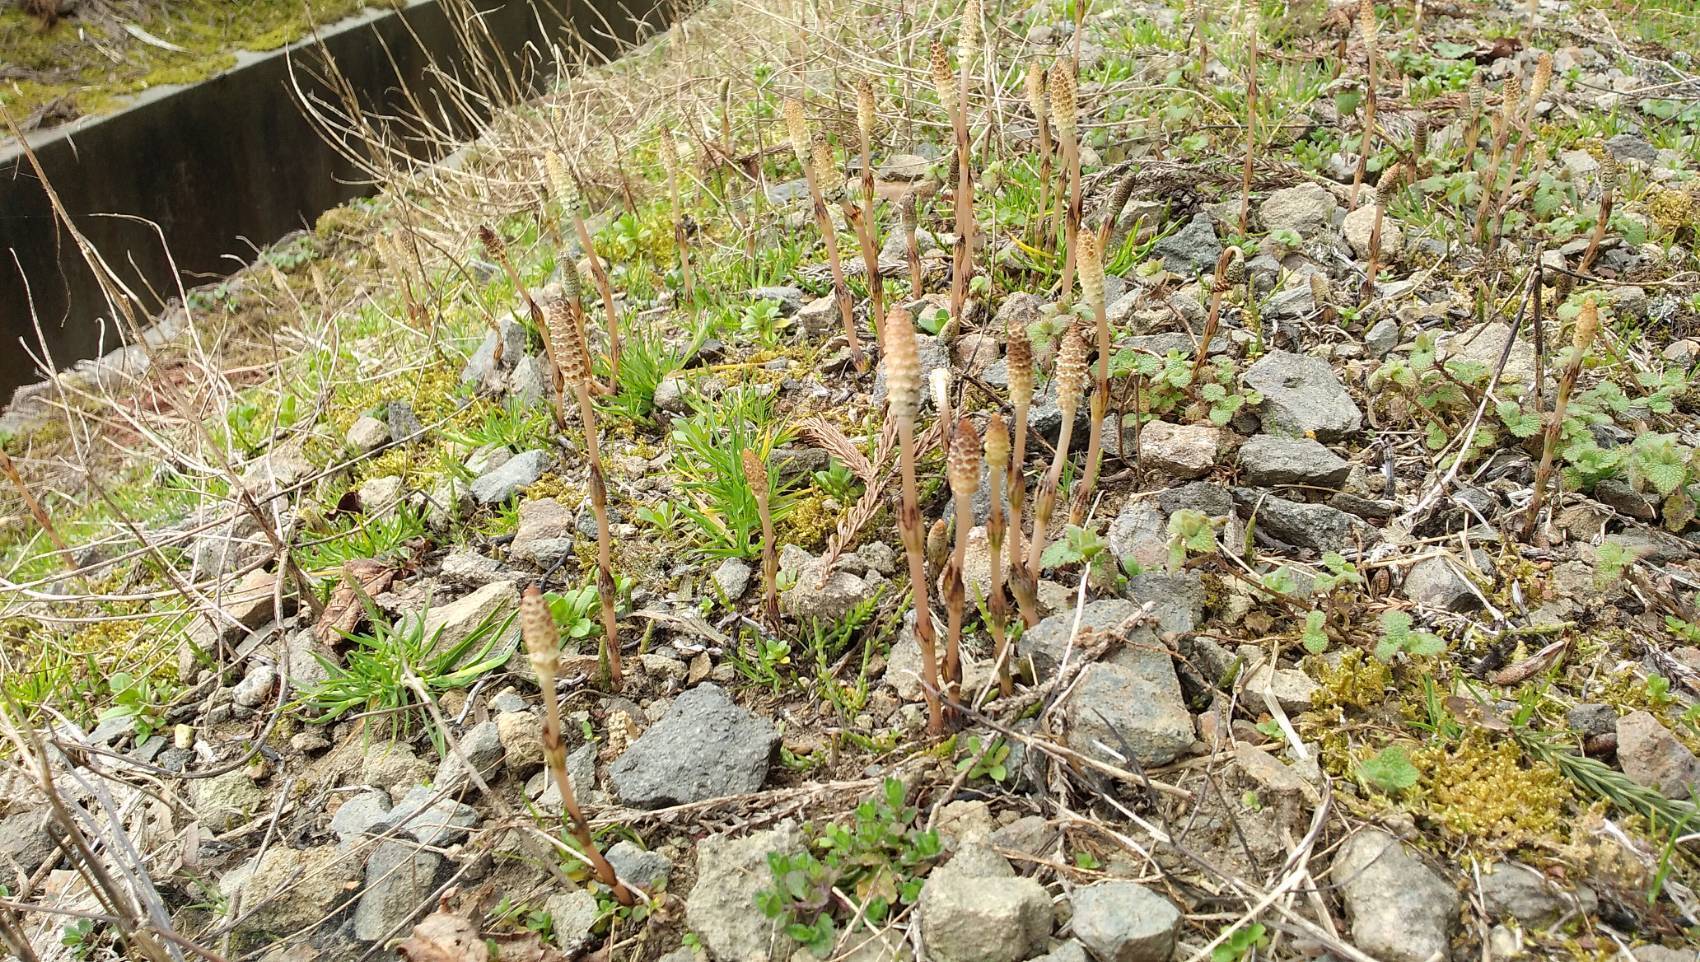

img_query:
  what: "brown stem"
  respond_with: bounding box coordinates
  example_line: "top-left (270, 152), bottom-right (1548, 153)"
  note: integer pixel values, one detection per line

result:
top-left (573, 209), bottom-right (622, 388)
top-left (896, 418), bottom-right (944, 736)
top-left (572, 381), bottom-right (624, 690)
top-left (805, 177), bottom-right (867, 372)
top-left (1006, 398), bottom-right (1039, 627)
top-left (1578, 191), bottom-right (1613, 275)
top-left (1034, 116), bottom-right (1054, 248)
top-left (985, 460), bottom-right (1011, 697)
top-left (0, 447), bottom-right (70, 567)
top-left (948, 89), bottom-right (975, 334)
top-left (857, 138), bottom-right (885, 341)
top-left (1238, 29), bottom-right (1259, 236)
top-left (1073, 306), bottom-right (1112, 526)
top-left (1361, 202), bottom-right (1387, 304)
top-left (845, 201), bottom-right (885, 346)
top-left (1349, 45), bottom-right (1377, 208)
top-left (1057, 136), bottom-right (1083, 297)
top-left (1189, 249), bottom-right (1234, 386)
top-left (1027, 416), bottom-right (1075, 588)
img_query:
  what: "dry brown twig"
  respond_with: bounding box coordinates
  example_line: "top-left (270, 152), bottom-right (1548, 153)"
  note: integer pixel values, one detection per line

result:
top-left (742, 449), bottom-right (782, 629)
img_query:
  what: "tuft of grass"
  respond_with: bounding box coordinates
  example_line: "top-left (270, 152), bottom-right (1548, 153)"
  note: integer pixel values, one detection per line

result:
top-left (670, 386), bottom-right (797, 559)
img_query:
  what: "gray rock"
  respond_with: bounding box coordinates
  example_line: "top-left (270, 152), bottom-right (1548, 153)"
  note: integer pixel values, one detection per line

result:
top-left (1108, 499), bottom-right (1166, 572)
top-left (1063, 659), bottom-right (1194, 768)
top-left (360, 742), bottom-right (433, 793)
top-left (796, 296), bottom-right (840, 337)
top-left (1071, 880), bottom-right (1181, 962)
top-left (607, 840), bottom-right (673, 889)
top-left (654, 374), bottom-right (688, 413)
top-left (471, 450), bottom-right (550, 504)
top-left (885, 611), bottom-right (994, 702)
top-left (1157, 481), bottom-right (1234, 518)
top-left (1343, 203), bottom-right (1401, 259)
top-left (1237, 436), bottom-right (1351, 489)
top-left (440, 548), bottom-right (505, 587)
top-left (388, 787), bottom-right (479, 846)
top-left (1480, 861), bottom-right (1595, 929)
top-left (460, 316), bottom-right (530, 389)
top-left (996, 292), bottom-right (1046, 336)
top-left (1332, 830), bottom-right (1458, 962)
top-left (714, 558), bottom-right (753, 600)
top-left (347, 415), bottom-right (390, 453)
top-left (1243, 351), bottom-right (1363, 441)
top-left (329, 791), bottom-right (393, 843)
top-left (1566, 703), bottom-right (1616, 739)
top-left (1243, 661), bottom-right (1318, 712)
top-left (544, 889), bottom-right (601, 953)
top-left (1023, 600), bottom-right (1149, 677)
top-left (1442, 322), bottom-right (1536, 388)
top-left (1617, 710), bottom-right (1700, 799)
top-left (353, 840), bottom-right (443, 941)
top-left (1231, 488), bottom-right (1374, 552)
top-left (1403, 556), bottom-right (1481, 613)
top-left (1259, 183), bottom-right (1338, 238)
top-left (190, 769), bottom-right (268, 833)
top-left (1634, 947), bottom-right (1698, 962)
top-left (507, 354), bottom-right (549, 408)
top-left (511, 497), bottom-right (577, 567)
top-left (1138, 421), bottom-right (1221, 480)
top-left (1126, 573), bottom-right (1204, 634)
top-left (918, 869), bottom-right (1052, 962)
top-left (1035, 942), bottom-right (1091, 962)
top-left (221, 845), bottom-right (361, 945)
top-left (386, 401), bottom-right (424, 442)
top-left (286, 628), bottom-right (334, 691)
top-left (609, 683), bottom-right (778, 807)
top-left (232, 663), bottom-right (277, 709)
top-left (1606, 132), bottom-right (1657, 166)
top-left (496, 711), bottom-right (543, 775)
top-left (778, 544), bottom-right (876, 623)
top-left (0, 809), bottom-right (57, 881)
top-left (419, 580), bottom-right (519, 661)
top-left (358, 475), bottom-right (404, 511)
top-left (435, 719), bottom-right (505, 790)
top-left (749, 286), bottom-right (805, 315)
top-left (1153, 213), bottom-right (1221, 276)
top-left (1364, 318), bottom-right (1400, 358)
top-left (686, 822), bottom-right (805, 962)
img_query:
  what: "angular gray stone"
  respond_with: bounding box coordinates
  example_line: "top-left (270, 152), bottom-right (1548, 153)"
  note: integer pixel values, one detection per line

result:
top-left (388, 787), bottom-right (479, 846)
top-left (778, 544), bottom-right (875, 623)
top-left (386, 401), bottom-right (424, 442)
top-left (1063, 659), bottom-right (1193, 768)
top-left (918, 869), bottom-right (1051, 962)
top-left (1606, 132), bottom-right (1657, 166)
top-left (1108, 499), bottom-right (1166, 573)
top-left (508, 354), bottom-right (549, 407)
top-left (419, 579), bottom-right (519, 661)
top-left (221, 845), bottom-right (361, 945)
top-left (1332, 830), bottom-right (1458, 962)
top-left (1403, 556), bottom-right (1481, 613)
top-left (1152, 213), bottom-right (1221, 276)
top-left (1480, 861), bottom-right (1595, 929)
top-left (0, 809), bottom-right (57, 880)
top-left (1617, 710), bottom-right (1700, 799)
top-left (511, 497), bottom-right (577, 567)
top-left (607, 840), bottom-right (673, 889)
top-left (347, 415), bottom-right (390, 453)
top-left (686, 822), bottom-right (804, 962)
top-left (544, 889), bottom-right (600, 953)
top-left (1138, 421), bottom-right (1221, 480)
top-left (1232, 488), bottom-right (1374, 552)
top-left (440, 548), bottom-right (504, 587)
top-left (714, 558), bottom-right (753, 600)
top-left (1237, 436), bottom-right (1351, 489)
top-left (1035, 942), bottom-right (1091, 962)
top-left (1157, 481), bottom-right (1233, 518)
top-left (471, 449), bottom-right (550, 504)
top-left (872, 333), bottom-right (949, 410)
top-left (190, 769), bottom-right (268, 833)
top-left (1243, 351), bottom-right (1362, 441)
top-left (1071, 880), bottom-right (1181, 962)
top-left (434, 719), bottom-right (505, 790)
top-left (460, 317), bottom-right (530, 389)
top-left (609, 683), bottom-right (778, 808)
top-left (1364, 318), bottom-right (1400, 358)
top-left (329, 791), bottom-right (393, 843)
top-left (1259, 183), bottom-right (1338, 237)
top-left (353, 840), bottom-right (443, 942)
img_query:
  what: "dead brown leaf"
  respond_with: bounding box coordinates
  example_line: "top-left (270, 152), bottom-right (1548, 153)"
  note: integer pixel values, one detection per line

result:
top-left (396, 911), bottom-right (489, 962)
top-left (313, 558), bottom-right (398, 644)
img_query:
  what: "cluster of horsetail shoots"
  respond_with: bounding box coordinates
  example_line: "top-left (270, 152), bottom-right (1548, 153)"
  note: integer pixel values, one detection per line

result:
top-left (520, 585), bottom-right (633, 904)
top-left (1348, 0), bottom-right (1379, 207)
top-left (1524, 297), bottom-right (1600, 537)
top-left (883, 310), bottom-right (943, 734)
top-left (1071, 231), bottom-right (1109, 525)
top-left (982, 414), bottom-right (1013, 697)
top-left (786, 98), bottom-right (867, 372)
top-left (742, 449), bottom-right (781, 629)
top-left (1472, 71), bottom-right (1523, 244)
top-left (545, 279), bottom-right (624, 690)
top-left (944, 416), bottom-right (980, 712)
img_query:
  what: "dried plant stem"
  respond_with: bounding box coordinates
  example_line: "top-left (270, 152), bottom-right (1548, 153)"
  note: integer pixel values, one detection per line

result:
top-left (1190, 248), bottom-right (1236, 386)
top-left (522, 586), bottom-right (632, 904)
top-left (1522, 298), bottom-right (1599, 538)
top-left (572, 209), bottom-right (622, 386)
top-left (855, 84), bottom-right (886, 342)
top-left (1029, 67), bottom-right (1054, 248)
top-left (885, 312), bottom-right (944, 736)
top-left (1071, 233), bottom-right (1110, 526)
top-left (0, 447), bottom-right (71, 567)
top-left (659, 136), bottom-right (694, 303)
top-left (577, 381), bottom-right (624, 690)
top-left (1028, 331), bottom-right (1088, 591)
top-left (1056, 129), bottom-right (1083, 299)
top-left (1579, 162), bottom-right (1616, 275)
top-left (743, 451), bottom-right (782, 629)
top-left (478, 224), bottom-right (539, 370)
top-left (1237, 26), bottom-right (1259, 235)
top-left (813, 171), bottom-right (867, 371)
top-left (845, 201), bottom-right (884, 346)
top-left (902, 193), bottom-right (925, 294)
top-left (984, 415), bottom-right (1013, 697)
top-left (1349, 0), bottom-right (1379, 206)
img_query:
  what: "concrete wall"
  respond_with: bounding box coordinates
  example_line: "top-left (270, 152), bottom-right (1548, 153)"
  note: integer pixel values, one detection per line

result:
top-left (0, 0), bottom-right (669, 398)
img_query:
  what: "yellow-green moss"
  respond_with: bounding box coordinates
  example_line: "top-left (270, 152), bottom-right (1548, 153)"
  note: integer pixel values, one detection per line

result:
top-left (1309, 648), bottom-right (1393, 715)
top-left (1412, 734), bottom-right (1570, 847)
top-left (778, 489), bottom-right (838, 551)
